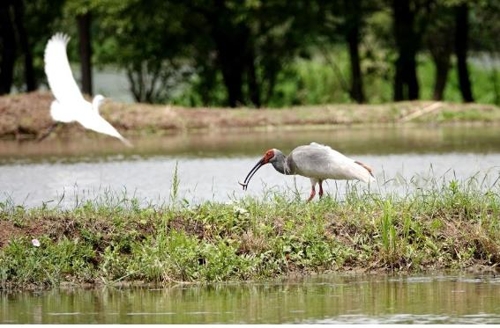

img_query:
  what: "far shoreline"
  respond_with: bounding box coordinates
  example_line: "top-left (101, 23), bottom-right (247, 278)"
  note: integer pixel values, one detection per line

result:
top-left (1, 92), bottom-right (499, 140)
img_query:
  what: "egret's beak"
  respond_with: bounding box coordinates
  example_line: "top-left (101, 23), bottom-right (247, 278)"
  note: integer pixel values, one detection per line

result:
top-left (238, 157), bottom-right (267, 190)
top-left (100, 97), bottom-right (111, 105)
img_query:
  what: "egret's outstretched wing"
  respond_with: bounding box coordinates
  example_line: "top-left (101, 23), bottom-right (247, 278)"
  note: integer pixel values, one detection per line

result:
top-left (80, 115), bottom-right (132, 147)
top-left (44, 33), bottom-right (85, 104)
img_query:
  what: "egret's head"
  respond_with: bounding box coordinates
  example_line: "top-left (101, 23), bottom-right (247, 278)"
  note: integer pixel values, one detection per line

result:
top-left (92, 94), bottom-right (106, 112)
top-left (238, 149), bottom-right (280, 190)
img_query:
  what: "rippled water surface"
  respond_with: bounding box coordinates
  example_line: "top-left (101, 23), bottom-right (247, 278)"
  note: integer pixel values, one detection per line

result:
top-left (2, 273), bottom-right (500, 324)
top-left (1, 125), bottom-right (500, 208)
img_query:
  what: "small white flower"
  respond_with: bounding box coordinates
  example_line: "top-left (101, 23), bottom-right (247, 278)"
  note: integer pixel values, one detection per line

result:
top-left (31, 239), bottom-right (40, 247)
top-left (234, 206), bottom-right (249, 216)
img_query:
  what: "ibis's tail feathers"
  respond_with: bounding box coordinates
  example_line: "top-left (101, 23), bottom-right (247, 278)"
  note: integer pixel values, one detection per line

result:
top-left (354, 160), bottom-right (376, 183)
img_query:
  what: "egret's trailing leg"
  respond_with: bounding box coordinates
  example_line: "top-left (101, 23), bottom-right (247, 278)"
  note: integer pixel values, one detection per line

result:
top-left (37, 122), bottom-right (61, 142)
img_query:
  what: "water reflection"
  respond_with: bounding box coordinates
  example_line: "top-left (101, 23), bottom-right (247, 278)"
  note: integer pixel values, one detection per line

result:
top-left (1, 124), bottom-right (500, 163)
top-left (2, 274), bottom-right (500, 324)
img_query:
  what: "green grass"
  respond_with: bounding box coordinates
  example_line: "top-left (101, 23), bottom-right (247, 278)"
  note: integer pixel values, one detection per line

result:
top-left (1, 174), bottom-right (500, 290)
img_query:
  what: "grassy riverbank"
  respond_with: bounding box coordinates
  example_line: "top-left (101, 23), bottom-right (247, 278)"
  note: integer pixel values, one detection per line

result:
top-left (1, 176), bottom-right (499, 290)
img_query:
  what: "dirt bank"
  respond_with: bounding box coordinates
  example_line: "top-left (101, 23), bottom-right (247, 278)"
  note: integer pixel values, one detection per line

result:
top-left (1, 91), bottom-right (499, 140)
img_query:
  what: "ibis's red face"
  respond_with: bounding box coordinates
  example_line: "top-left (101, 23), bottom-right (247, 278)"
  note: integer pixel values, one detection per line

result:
top-left (239, 149), bottom-right (274, 190)
top-left (262, 149), bottom-right (275, 164)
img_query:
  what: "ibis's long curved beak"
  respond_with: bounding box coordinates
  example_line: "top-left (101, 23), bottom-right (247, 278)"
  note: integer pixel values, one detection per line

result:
top-left (238, 157), bottom-right (266, 190)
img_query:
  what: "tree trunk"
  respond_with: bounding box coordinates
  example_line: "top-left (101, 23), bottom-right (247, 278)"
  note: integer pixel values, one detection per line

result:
top-left (454, 3), bottom-right (474, 103)
top-left (344, 0), bottom-right (365, 104)
top-left (432, 56), bottom-right (450, 100)
top-left (13, 0), bottom-right (35, 91)
top-left (217, 41), bottom-right (245, 107)
top-left (198, 62), bottom-right (218, 105)
top-left (208, 0), bottom-right (248, 107)
top-left (77, 13), bottom-right (93, 96)
top-left (425, 6), bottom-right (454, 101)
top-left (246, 43), bottom-right (261, 108)
top-left (213, 31), bottom-right (246, 107)
top-left (0, 0), bottom-right (16, 95)
top-left (392, 0), bottom-right (420, 101)
top-left (429, 28), bottom-right (453, 101)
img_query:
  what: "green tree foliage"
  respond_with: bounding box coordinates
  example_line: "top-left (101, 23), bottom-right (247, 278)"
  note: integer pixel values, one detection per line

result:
top-left (0, 0), bottom-right (66, 94)
top-left (469, 0), bottom-right (500, 105)
top-left (93, 0), bottom-right (194, 103)
top-left (2, 0), bottom-right (500, 106)
top-left (93, 0), bottom-right (325, 107)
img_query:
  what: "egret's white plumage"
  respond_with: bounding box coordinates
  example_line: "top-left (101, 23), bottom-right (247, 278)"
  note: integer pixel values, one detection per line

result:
top-left (43, 33), bottom-right (131, 146)
top-left (240, 142), bottom-right (375, 201)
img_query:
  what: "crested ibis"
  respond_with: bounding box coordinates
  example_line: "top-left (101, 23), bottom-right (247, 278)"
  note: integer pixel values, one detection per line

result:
top-left (239, 142), bottom-right (375, 201)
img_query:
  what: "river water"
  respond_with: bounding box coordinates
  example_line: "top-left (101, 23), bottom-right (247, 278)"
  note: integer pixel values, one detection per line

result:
top-left (1, 125), bottom-right (500, 208)
top-left (2, 273), bottom-right (500, 324)
top-left (1, 124), bottom-right (500, 323)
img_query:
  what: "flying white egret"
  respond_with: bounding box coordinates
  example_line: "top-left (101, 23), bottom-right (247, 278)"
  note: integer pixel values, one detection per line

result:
top-left (40, 32), bottom-right (132, 147)
top-left (239, 142), bottom-right (375, 202)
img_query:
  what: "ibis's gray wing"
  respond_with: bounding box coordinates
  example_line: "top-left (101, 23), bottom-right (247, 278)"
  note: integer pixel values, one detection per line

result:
top-left (290, 143), bottom-right (374, 182)
top-left (44, 33), bottom-right (85, 104)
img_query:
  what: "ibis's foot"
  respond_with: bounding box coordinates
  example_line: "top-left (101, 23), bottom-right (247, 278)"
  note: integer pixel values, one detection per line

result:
top-left (307, 186), bottom-right (316, 202)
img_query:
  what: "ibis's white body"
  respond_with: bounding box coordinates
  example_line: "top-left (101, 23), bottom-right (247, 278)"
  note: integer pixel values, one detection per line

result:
top-left (285, 142), bottom-right (375, 183)
top-left (44, 33), bottom-right (131, 146)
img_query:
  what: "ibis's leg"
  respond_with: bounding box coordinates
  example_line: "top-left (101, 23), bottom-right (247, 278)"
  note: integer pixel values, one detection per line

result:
top-left (307, 185), bottom-right (316, 202)
top-left (37, 122), bottom-right (60, 142)
top-left (318, 180), bottom-right (324, 199)
top-left (307, 179), bottom-right (318, 202)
